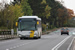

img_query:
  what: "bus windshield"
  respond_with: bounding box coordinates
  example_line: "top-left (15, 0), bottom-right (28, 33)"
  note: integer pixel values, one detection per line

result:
top-left (18, 18), bottom-right (37, 31)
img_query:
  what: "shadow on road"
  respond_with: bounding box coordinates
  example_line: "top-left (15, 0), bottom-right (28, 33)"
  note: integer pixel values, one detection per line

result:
top-left (20, 38), bottom-right (39, 40)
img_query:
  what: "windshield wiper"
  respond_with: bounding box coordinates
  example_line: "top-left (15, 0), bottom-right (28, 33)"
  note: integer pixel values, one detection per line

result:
top-left (21, 29), bottom-right (26, 31)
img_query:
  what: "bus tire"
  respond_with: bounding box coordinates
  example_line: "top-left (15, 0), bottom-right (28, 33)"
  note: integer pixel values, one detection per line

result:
top-left (39, 33), bottom-right (41, 39)
top-left (20, 37), bottom-right (23, 40)
top-left (38, 36), bottom-right (41, 39)
top-left (38, 35), bottom-right (41, 39)
top-left (34, 37), bottom-right (38, 39)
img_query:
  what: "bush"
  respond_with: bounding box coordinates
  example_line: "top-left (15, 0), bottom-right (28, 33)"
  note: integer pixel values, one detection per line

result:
top-left (42, 24), bottom-right (46, 31)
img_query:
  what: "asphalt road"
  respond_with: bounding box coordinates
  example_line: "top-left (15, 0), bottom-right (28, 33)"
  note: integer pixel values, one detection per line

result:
top-left (0, 28), bottom-right (75, 50)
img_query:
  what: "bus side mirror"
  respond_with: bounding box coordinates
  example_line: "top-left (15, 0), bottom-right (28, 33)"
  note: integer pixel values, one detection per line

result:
top-left (37, 21), bottom-right (39, 25)
top-left (16, 22), bottom-right (18, 27)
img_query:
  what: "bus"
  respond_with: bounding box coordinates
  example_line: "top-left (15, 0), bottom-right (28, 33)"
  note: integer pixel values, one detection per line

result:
top-left (16, 16), bottom-right (42, 39)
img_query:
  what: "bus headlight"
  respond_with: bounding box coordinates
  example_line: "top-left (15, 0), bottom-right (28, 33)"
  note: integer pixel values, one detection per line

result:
top-left (34, 33), bottom-right (38, 36)
top-left (34, 35), bottom-right (37, 36)
top-left (18, 34), bottom-right (22, 37)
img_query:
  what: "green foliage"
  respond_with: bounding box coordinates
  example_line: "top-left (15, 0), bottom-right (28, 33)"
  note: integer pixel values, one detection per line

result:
top-left (28, 0), bottom-right (44, 16)
top-left (42, 24), bottom-right (46, 31)
top-left (41, 0), bottom-right (46, 4)
top-left (44, 5), bottom-right (51, 19)
top-left (8, 4), bottom-right (24, 21)
top-left (8, 4), bottom-right (24, 29)
top-left (0, 4), bottom-right (24, 29)
top-left (21, 0), bottom-right (33, 15)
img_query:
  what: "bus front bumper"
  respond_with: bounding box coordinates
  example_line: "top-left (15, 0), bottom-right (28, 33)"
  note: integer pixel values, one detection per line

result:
top-left (18, 34), bottom-right (38, 38)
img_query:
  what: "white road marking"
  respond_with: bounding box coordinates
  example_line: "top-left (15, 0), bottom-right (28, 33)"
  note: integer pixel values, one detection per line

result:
top-left (6, 40), bottom-right (38, 50)
top-left (6, 49), bottom-right (9, 50)
top-left (43, 36), bottom-right (51, 38)
top-left (67, 37), bottom-right (75, 50)
top-left (56, 36), bottom-right (71, 50)
top-left (51, 36), bottom-right (71, 50)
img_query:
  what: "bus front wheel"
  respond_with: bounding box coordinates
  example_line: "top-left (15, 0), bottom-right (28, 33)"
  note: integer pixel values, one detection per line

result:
top-left (20, 37), bottom-right (23, 40)
top-left (38, 35), bottom-right (41, 39)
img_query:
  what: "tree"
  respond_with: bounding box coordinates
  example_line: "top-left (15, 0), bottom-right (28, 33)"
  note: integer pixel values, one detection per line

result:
top-left (41, 4), bottom-right (51, 19)
top-left (0, 4), bottom-right (24, 29)
top-left (21, 0), bottom-right (33, 15)
top-left (8, 4), bottom-right (24, 29)
top-left (67, 9), bottom-right (74, 19)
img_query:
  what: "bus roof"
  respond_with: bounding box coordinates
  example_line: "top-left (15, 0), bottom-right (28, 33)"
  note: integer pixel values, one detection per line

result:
top-left (19, 16), bottom-right (41, 20)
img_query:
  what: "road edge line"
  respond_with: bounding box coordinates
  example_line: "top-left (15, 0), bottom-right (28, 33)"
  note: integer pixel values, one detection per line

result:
top-left (51, 36), bottom-right (71, 50)
top-left (56, 36), bottom-right (71, 50)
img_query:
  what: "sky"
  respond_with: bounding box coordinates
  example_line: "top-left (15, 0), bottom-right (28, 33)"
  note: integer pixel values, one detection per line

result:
top-left (57, 0), bottom-right (75, 13)
top-left (0, 0), bottom-right (13, 4)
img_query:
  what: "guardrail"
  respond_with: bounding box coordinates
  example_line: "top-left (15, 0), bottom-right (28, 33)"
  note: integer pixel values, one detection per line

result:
top-left (0, 29), bottom-right (18, 40)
